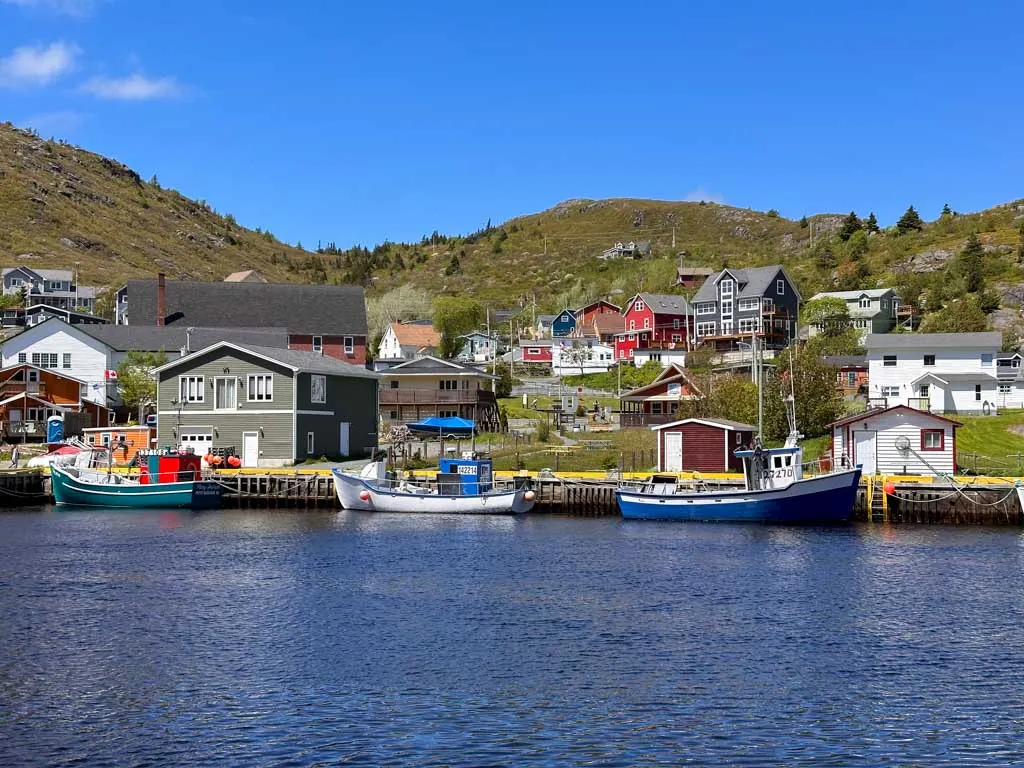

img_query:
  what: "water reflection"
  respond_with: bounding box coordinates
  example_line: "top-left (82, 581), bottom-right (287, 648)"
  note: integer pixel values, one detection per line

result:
top-left (3, 510), bottom-right (1024, 765)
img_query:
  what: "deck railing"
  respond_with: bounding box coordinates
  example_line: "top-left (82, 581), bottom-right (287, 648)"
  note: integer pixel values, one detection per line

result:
top-left (379, 390), bottom-right (497, 406)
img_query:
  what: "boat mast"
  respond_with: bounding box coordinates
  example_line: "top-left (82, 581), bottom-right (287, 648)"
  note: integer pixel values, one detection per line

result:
top-left (755, 331), bottom-right (763, 438)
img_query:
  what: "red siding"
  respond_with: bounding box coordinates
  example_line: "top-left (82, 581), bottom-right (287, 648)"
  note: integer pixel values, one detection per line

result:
top-left (288, 334), bottom-right (366, 365)
top-left (658, 422), bottom-right (753, 472)
top-left (522, 346), bottom-right (553, 362)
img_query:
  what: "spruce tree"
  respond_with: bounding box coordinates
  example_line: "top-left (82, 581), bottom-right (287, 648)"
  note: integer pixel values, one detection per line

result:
top-left (865, 212), bottom-right (880, 234)
top-left (838, 211), bottom-right (862, 241)
top-left (896, 205), bottom-right (924, 234)
top-left (798, 216), bottom-right (809, 229)
top-left (957, 234), bottom-right (984, 293)
top-left (941, 203), bottom-right (953, 216)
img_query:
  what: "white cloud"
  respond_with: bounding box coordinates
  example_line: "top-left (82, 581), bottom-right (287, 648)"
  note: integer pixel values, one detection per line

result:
top-left (683, 187), bottom-right (726, 204)
top-left (0, 42), bottom-right (80, 87)
top-left (80, 73), bottom-right (185, 100)
top-left (1, 0), bottom-right (95, 17)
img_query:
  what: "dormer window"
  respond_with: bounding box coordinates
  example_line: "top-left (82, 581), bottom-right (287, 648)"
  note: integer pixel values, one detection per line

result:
top-left (859, 296), bottom-right (871, 308)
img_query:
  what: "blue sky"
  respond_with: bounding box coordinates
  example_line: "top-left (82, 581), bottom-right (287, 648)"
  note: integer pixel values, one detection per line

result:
top-left (2, 0), bottom-right (1023, 248)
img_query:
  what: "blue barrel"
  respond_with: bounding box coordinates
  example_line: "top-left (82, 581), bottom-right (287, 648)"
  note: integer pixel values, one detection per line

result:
top-left (46, 415), bottom-right (64, 443)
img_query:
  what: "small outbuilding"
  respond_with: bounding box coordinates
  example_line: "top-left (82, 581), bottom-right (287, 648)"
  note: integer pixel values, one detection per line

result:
top-left (829, 404), bottom-right (961, 476)
top-left (652, 418), bottom-right (757, 473)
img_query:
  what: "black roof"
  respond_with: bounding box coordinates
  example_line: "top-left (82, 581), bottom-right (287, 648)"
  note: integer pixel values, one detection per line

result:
top-left (82, 324), bottom-right (290, 352)
top-left (126, 279), bottom-right (367, 335)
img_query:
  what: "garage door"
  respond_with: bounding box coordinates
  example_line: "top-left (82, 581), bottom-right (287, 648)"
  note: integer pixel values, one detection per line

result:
top-left (179, 429), bottom-right (213, 462)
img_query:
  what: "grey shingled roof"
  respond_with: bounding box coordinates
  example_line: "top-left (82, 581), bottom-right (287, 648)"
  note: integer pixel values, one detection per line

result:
top-left (158, 342), bottom-right (379, 379)
top-left (383, 356), bottom-right (495, 377)
top-left (639, 292), bottom-right (691, 314)
top-left (824, 354), bottom-right (868, 368)
top-left (126, 279), bottom-right (367, 335)
top-left (912, 372), bottom-right (998, 383)
top-left (691, 265), bottom-right (794, 303)
top-left (82, 325), bottom-right (290, 352)
top-left (865, 332), bottom-right (1001, 350)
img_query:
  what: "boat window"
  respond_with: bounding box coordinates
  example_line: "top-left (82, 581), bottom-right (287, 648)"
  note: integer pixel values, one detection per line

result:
top-left (773, 456), bottom-right (782, 469)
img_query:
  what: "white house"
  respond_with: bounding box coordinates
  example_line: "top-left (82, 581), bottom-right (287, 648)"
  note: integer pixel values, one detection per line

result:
top-left (551, 341), bottom-right (615, 376)
top-left (632, 347), bottom-right (688, 369)
top-left (377, 321), bottom-right (440, 361)
top-left (865, 332), bottom-right (1001, 415)
top-left (1, 319), bottom-right (115, 407)
top-left (830, 404), bottom-right (961, 476)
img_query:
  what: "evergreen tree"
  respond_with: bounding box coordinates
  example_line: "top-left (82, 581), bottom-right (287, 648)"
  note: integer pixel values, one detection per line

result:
top-left (1017, 222), bottom-right (1024, 263)
top-left (941, 202), bottom-right (953, 216)
top-left (896, 205), bottom-right (924, 234)
top-left (957, 234), bottom-right (984, 293)
top-left (798, 216), bottom-right (809, 229)
top-left (838, 211), bottom-right (862, 241)
top-left (445, 253), bottom-right (462, 276)
top-left (864, 212), bottom-right (880, 234)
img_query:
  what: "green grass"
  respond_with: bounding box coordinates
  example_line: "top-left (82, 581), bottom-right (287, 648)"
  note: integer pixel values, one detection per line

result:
top-left (953, 411), bottom-right (1024, 475)
top-left (499, 395), bottom-right (619, 421)
top-left (490, 426), bottom-right (656, 472)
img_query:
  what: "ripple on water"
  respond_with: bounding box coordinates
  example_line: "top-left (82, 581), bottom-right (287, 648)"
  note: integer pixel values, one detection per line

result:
top-left (2, 511), bottom-right (1024, 765)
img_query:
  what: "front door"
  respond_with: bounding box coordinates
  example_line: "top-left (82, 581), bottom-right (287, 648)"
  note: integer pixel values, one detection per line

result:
top-left (339, 422), bottom-right (350, 457)
top-left (242, 431), bottom-right (259, 468)
top-left (853, 430), bottom-right (877, 474)
top-left (664, 431), bottom-right (683, 472)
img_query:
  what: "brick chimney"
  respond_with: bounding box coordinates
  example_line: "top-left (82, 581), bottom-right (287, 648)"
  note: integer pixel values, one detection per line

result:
top-left (156, 272), bottom-right (166, 326)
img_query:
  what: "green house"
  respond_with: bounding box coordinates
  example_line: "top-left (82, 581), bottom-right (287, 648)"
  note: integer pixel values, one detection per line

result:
top-left (154, 342), bottom-right (379, 468)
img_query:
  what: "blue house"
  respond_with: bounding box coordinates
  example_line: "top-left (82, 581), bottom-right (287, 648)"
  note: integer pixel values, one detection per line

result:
top-left (551, 308), bottom-right (578, 338)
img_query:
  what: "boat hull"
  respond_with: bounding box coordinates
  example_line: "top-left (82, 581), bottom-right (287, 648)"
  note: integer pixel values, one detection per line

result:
top-left (331, 469), bottom-right (533, 514)
top-left (616, 469), bottom-right (861, 523)
top-left (51, 466), bottom-right (223, 510)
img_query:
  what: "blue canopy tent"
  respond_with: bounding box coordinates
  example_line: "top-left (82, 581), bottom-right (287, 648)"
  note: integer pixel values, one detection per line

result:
top-left (406, 416), bottom-right (476, 438)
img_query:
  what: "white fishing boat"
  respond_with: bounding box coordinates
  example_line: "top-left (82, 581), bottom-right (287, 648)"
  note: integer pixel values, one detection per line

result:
top-left (332, 456), bottom-right (535, 514)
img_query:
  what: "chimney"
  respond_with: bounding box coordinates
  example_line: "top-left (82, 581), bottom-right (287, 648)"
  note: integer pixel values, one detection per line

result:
top-left (156, 273), bottom-right (166, 327)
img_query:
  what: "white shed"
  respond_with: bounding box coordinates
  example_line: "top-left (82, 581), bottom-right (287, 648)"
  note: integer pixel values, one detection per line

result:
top-left (830, 404), bottom-right (961, 476)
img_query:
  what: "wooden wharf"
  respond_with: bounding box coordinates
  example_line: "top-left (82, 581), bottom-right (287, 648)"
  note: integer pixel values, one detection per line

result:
top-left (3, 467), bottom-right (1022, 523)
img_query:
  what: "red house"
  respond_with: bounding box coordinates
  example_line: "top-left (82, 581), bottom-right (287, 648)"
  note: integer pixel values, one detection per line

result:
top-left (614, 293), bottom-right (693, 362)
top-left (652, 418), bottom-right (756, 473)
top-left (575, 299), bottom-right (621, 330)
top-left (518, 339), bottom-right (553, 363)
top-left (619, 364), bottom-right (702, 427)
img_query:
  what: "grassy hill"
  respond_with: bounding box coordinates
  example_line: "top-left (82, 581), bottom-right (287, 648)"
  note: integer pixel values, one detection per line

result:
top-left (0, 122), bottom-right (310, 296)
top-left (3, 121), bottom-right (1024, 325)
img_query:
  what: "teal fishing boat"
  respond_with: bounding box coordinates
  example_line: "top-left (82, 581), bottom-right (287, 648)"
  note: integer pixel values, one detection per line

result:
top-left (50, 453), bottom-right (223, 510)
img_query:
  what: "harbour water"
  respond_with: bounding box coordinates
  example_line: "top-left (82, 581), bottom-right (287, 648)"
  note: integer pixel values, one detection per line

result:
top-left (3, 508), bottom-right (1024, 765)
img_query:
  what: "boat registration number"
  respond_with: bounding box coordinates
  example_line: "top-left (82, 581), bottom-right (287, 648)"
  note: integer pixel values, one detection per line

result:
top-left (762, 468), bottom-right (794, 480)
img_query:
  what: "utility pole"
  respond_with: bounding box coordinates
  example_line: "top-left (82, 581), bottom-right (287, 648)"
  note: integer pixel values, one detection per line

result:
top-left (543, 235), bottom-right (548, 256)
top-left (756, 333), bottom-right (763, 438)
top-left (672, 225), bottom-right (676, 249)
top-left (486, 309), bottom-right (493, 392)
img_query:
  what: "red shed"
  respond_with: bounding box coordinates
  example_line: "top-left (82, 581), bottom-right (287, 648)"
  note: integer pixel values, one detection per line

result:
top-left (652, 418), bottom-right (756, 473)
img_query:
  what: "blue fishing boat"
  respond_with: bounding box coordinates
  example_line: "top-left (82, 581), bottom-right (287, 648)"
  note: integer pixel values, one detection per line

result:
top-left (616, 437), bottom-right (861, 523)
top-left (50, 451), bottom-right (222, 510)
top-left (617, 336), bottom-right (861, 523)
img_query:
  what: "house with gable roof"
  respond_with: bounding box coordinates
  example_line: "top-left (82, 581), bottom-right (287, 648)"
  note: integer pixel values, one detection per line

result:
top-left (379, 356), bottom-right (501, 431)
top-left (691, 265), bottom-right (800, 351)
top-left (808, 288), bottom-right (900, 340)
top-left (619, 364), bottom-right (703, 427)
top-left (377, 321), bottom-right (441, 361)
top-left (2, 266), bottom-right (100, 314)
top-left (613, 292), bottom-right (693, 364)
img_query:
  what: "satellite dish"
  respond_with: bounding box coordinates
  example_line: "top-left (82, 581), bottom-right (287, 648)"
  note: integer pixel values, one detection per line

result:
top-left (895, 436), bottom-right (911, 452)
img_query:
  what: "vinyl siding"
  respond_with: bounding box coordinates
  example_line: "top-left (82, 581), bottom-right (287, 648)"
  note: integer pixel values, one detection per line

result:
top-left (1, 323), bottom-right (113, 406)
top-left (831, 411), bottom-right (955, 475)
top-left (295, 372), bottom-right (378, 459)
top-left (156, 350), bottom-right (296, 462)
top-left (868, 344), bottom-right (999, 413)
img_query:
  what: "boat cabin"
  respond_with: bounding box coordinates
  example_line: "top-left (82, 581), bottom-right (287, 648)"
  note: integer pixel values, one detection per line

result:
top-left (436, 456), bottom-right (493, 495)
top-left (737, 443), bottom-right (804, 491)
top-left (137, 449), bottom-right (203, 485)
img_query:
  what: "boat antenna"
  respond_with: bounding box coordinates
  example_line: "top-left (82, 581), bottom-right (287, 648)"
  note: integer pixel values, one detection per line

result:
top-left (786, 344), bottom-right (798, 439)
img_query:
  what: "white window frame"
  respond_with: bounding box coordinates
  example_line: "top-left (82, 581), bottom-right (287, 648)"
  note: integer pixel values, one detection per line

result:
top-left (312, 335), bottom-right (323, 353)
top-left (981, 353), bottom-right (993, 367)
top-left (881, 386), bottom-right (900, 397)
top-left (635, 300), bottom-right (645, 312)
top-left (179, 375), bottom-right (205, 403)
top-left (213, 376), bottom-right (238, 411)
top-left (62, 353), bottom-right (71, 369)
top-left (310, 374), bottom-right (327, 404)
top-left (17, 352), bottom-right (26, 364)
top-left (696, 321), bottom-right (716, 338)
top-left (672, 318), bottom-right (680, 329)
top-left (738, 318), bottom-right (758, 333)
top-left (629, 320), bottom-right (636, 330)
top-left (344, 336), bottom-right (354, 354)
top-left (696, 303), bottom-right (716, 316)
top-left (919, 383), bottom-right (930, 398)
top-left (999, 384), bottom-right (1012, 395)
top-left (306, 432), bottom-right (315, 454)
top-left (883, 355), bottom-right (897, 367)
top-left (776, 279), bottom-right (785, 295)
top-left (643, 318), bottom-right (650, 330)
top-left (247, 374), bottom-right (273, 402)
top-left (762, 297), bottom-right (774, 312)
top-left (922, 430), bottom-right (943, 450)
top-left (738, 297), bottom-right (760, 311)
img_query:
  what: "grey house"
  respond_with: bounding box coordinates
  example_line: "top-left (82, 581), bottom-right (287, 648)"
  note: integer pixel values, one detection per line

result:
top-left (2, 266), bottom-right (100, 313)
top-left (154, 342), bottom-right (379, 468)
top-left (691, 265), bottom-right (801, 351)
top-left (807, 288), bottom-right (900, 340)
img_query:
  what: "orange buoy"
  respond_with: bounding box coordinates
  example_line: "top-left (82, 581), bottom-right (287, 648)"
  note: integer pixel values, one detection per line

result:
top-left (226, 455), bottom-right (241, 468)
top-left (883, 480), bottom-right (896, 495)
top-left (204, 452), bottom-right (215, 465)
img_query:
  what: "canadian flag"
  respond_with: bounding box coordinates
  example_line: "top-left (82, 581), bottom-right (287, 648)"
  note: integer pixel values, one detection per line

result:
top-left (104, 369), bottom-right (118, 380)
